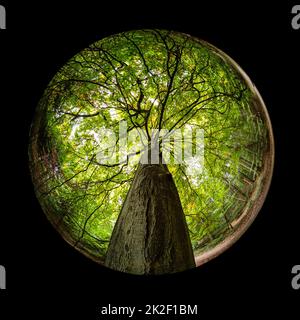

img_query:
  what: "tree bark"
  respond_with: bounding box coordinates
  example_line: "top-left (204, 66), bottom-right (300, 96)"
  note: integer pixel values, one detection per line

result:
top-left (105, 163), bottom-right (195, 275)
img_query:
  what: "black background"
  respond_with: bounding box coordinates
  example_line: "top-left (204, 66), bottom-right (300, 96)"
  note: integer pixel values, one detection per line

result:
top-left (0, 1), bottom-right (299, 318)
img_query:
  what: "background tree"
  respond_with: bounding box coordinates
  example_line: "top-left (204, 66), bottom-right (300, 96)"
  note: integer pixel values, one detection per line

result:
top-left (29, 30), bottom-right (273, 274)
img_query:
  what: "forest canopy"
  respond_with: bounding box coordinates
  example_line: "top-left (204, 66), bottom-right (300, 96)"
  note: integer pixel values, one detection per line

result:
top-left (29, 30), bottom-right (273, 266)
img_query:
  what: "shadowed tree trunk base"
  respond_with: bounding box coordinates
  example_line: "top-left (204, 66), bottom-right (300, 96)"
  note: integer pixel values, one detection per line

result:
top-left (105, 163), bottom-right (196, 275)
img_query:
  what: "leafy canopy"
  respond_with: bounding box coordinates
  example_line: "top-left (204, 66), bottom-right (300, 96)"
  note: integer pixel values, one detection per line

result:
top-left (29, 30), bottom-right (269, 262)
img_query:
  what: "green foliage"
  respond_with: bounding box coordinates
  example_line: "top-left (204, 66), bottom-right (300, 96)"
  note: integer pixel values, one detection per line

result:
top-left (29, 30), bottom-right (269, 261)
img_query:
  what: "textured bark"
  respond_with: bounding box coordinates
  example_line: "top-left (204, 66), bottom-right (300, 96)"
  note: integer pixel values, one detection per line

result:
top-left (105, 163), bottom-right (195, 275)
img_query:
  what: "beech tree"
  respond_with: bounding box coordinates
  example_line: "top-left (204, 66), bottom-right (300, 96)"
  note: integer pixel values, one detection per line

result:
top-left (29, 30), bottom-right (273, 274)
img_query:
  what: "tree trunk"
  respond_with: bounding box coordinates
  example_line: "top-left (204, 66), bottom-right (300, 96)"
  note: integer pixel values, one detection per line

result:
top-left (105, 162), bottom-right (196, 275)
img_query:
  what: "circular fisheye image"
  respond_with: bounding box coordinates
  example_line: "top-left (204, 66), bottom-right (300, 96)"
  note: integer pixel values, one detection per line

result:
top-left (29, 30), bottom-right (274, 275)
